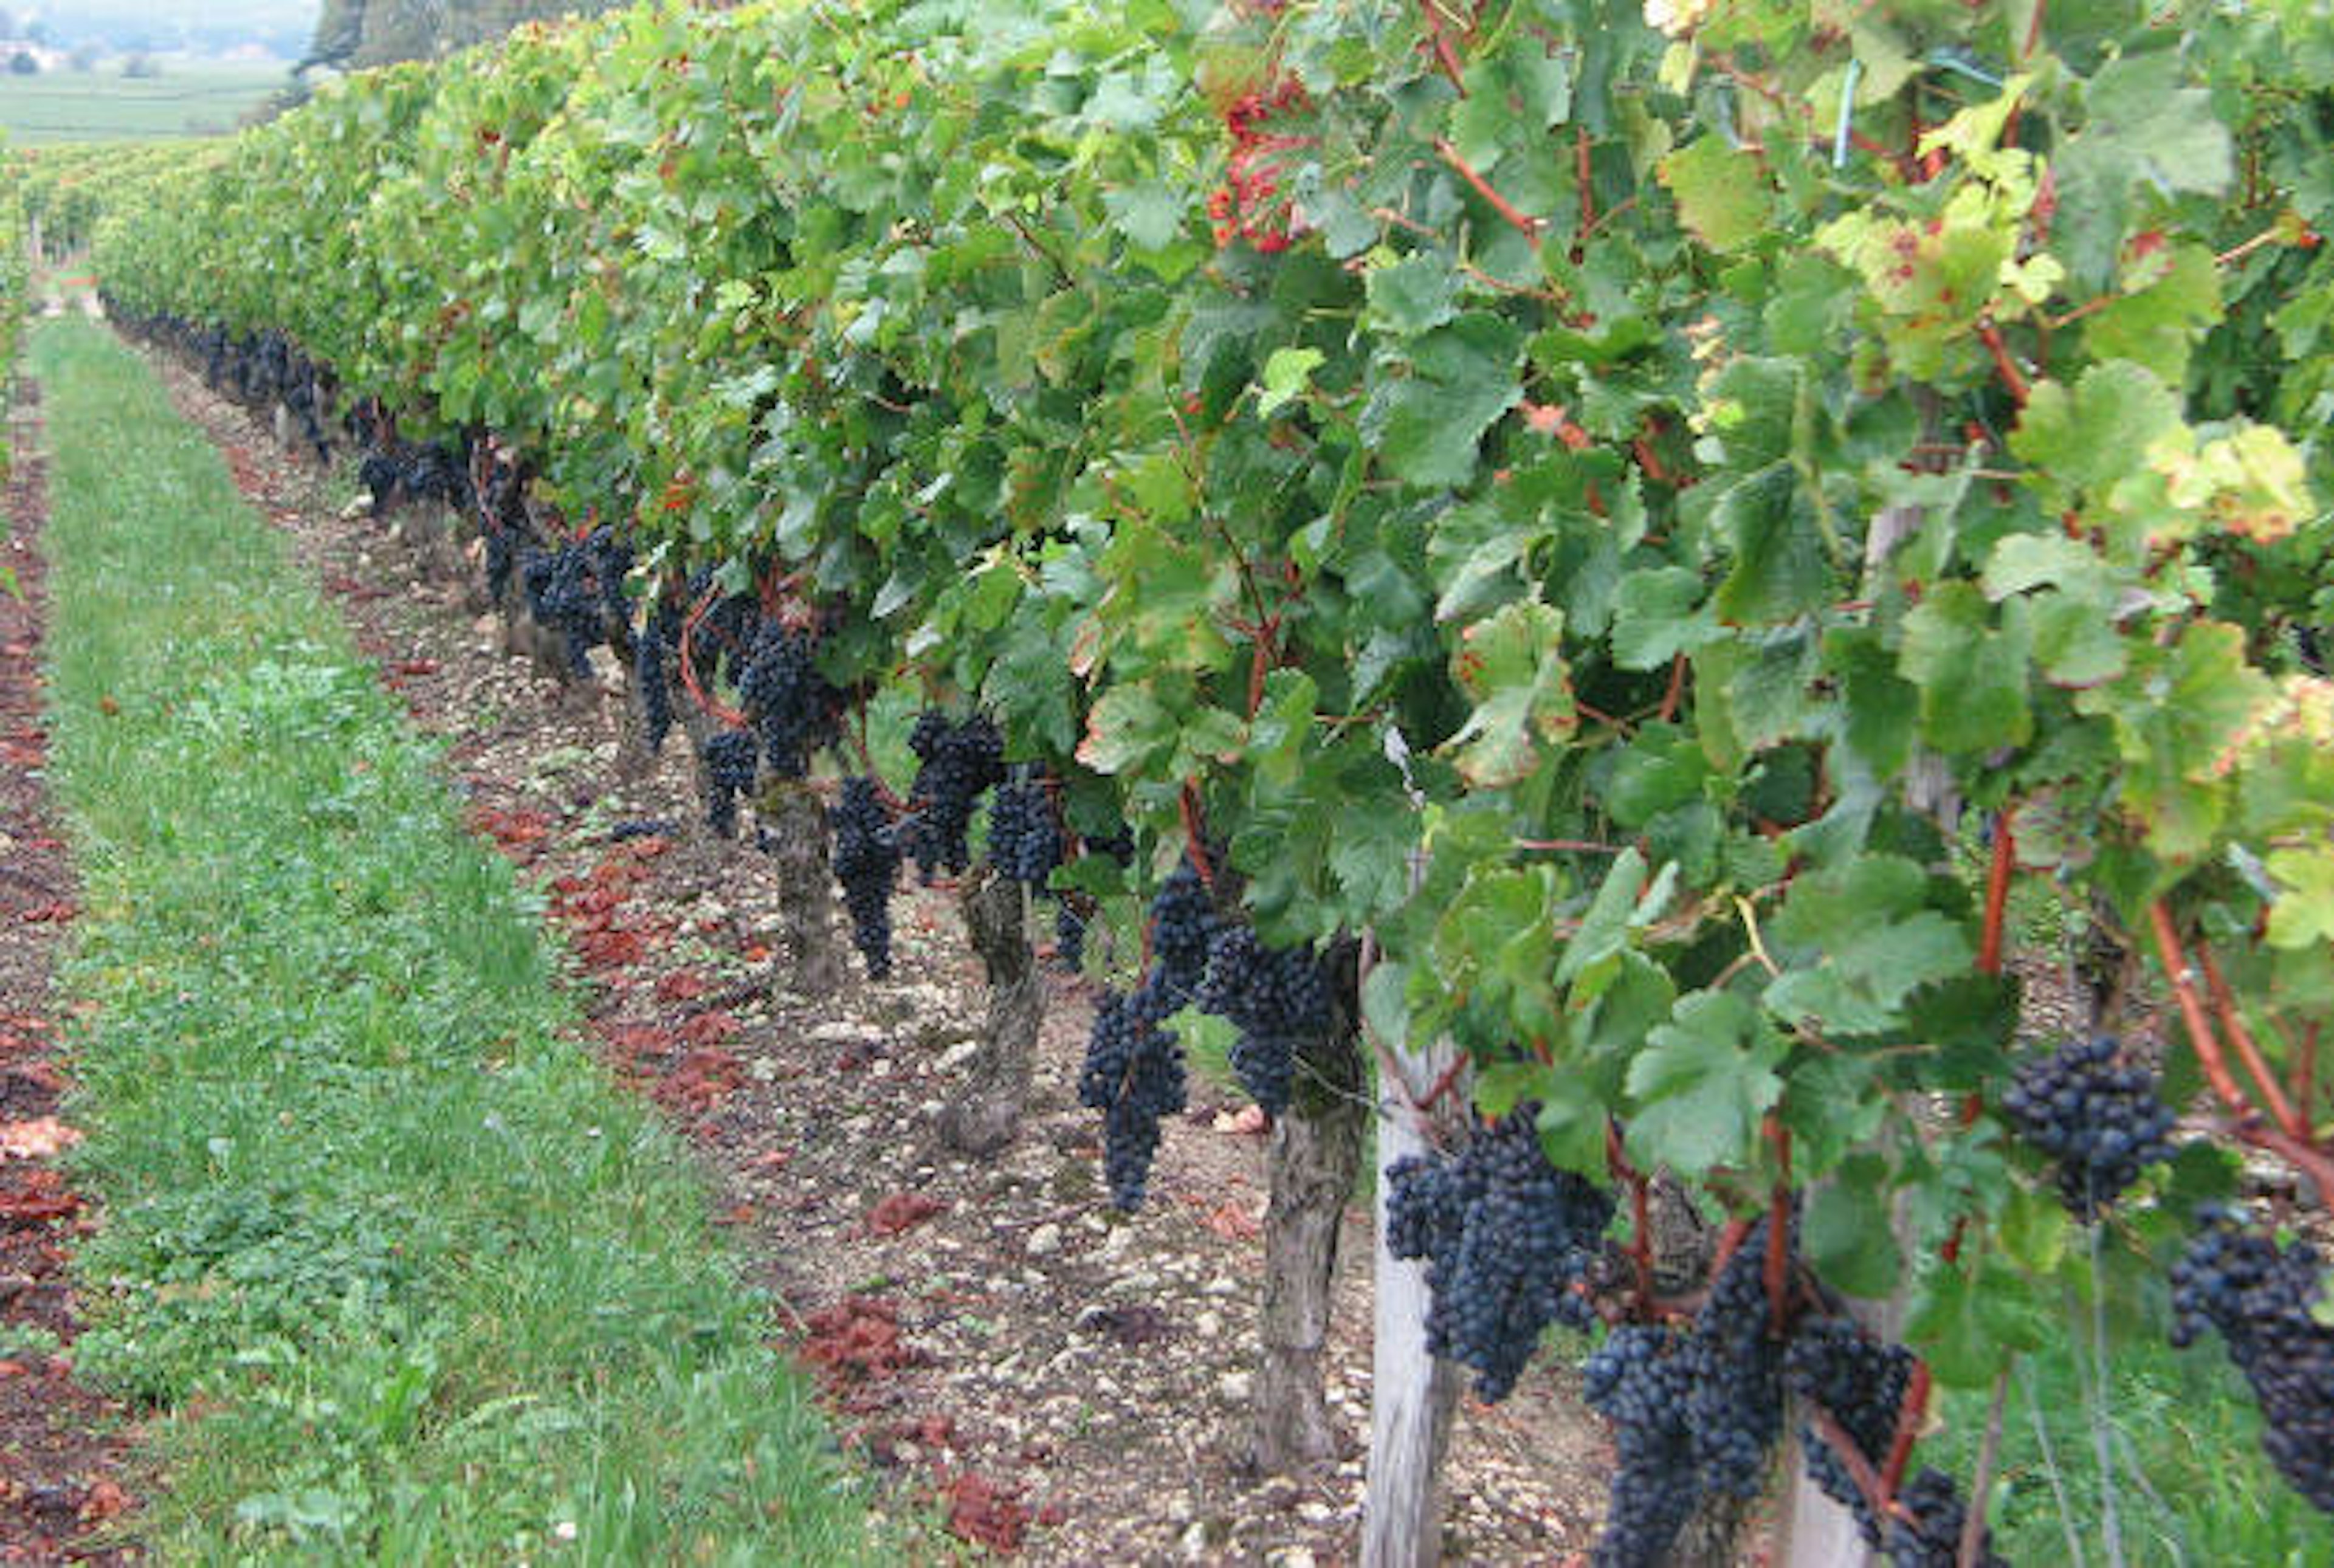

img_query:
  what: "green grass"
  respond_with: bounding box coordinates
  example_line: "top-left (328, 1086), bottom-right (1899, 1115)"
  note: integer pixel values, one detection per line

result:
top-left (1929, 1279), bottom-right (2334, 1566)
top-left (0, 62), bottom-right (287, 145)
top-left (32, 317), bottom-right (884, 1563)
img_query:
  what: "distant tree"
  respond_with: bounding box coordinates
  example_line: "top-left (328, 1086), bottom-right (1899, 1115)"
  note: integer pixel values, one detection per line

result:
top-left (20, 18), bottom-right (41, 44)
top-left (7, 49), bottom-right (35, 75)
top-left (306, 0), bottom-right (631, 72)
top-left (121, 52), bottom-right (160, 78)
top-left (301, 0), bottom-right (367, 70)
top-left (69, 43), bottom-right (102, 72)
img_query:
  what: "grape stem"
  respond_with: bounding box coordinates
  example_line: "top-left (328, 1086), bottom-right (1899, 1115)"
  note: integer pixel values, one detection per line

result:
top-left (675, 584), bottom-right (748, 728)
top-left (2215, 222), bottom-right (2296, 269)
top-left (844, 707), bottom-right (907, 813)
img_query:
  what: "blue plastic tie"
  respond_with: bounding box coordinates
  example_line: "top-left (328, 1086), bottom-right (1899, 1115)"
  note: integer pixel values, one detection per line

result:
top-left (1833, 57), bottom-right (1863, 169)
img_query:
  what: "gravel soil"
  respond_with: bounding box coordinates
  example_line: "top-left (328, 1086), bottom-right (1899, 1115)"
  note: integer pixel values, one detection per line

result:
top-left (0, 377), bottom-right (140, 1564)
top-left (134, 344), bottom-right (1628, 1566)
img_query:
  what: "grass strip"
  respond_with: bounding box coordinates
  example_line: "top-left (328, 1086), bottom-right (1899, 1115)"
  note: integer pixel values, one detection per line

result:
top-left (30, 317), bottom-right (883, 1562)
top-left (1933, 1314), bottom-right (2334, 1567)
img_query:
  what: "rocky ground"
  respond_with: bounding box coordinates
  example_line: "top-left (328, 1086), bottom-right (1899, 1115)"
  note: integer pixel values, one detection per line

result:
top-left (134, 343), bottom-right (1636, 1565)
top-left (0, 379), bottom-right (139, 1564)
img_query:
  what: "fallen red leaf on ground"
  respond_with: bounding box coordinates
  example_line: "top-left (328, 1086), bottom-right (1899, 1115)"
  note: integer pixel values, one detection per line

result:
top-left (678, 1011), bottom-right (740, 1045)
top-left (865, 1192), bottom-right (945, 1237)
top-left (0, 1118), bottom-right (80, 1160)
top-left (940, 1470), bottom-right (1030, 1553)
top-left (655, 972), bottom-right (707, 1002)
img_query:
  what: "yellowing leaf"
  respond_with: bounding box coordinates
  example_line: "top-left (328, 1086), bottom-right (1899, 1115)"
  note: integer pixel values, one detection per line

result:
top-left (1659, 136), bottom-right (1770, 253)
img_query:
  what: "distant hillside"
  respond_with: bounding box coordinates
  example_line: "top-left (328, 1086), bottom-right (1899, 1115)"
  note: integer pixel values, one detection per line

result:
top-left (3, 3), bottom-right (318, 58)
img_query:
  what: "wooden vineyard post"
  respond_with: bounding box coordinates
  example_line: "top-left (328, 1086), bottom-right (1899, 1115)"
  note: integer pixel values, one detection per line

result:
top-left (1362, 916), bottom-right (1467, 1568)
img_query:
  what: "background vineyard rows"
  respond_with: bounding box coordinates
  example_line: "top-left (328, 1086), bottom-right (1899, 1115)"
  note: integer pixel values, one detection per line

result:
top-left (10, 0), bottom-right (2334, 1561)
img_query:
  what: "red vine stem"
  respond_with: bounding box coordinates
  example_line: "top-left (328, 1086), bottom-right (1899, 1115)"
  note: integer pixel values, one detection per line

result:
top-left (1416, 0), bottom-right (1467, 92)
top-left (1976, 321), bottom-right (2030, 407)
top-left (2197, 943), bottom-right (2304, 1137)
top-left (1178, 780), bottom-right (1217, 893)
top-left (1574, 125), bottom-right (1595, 244)
top-left (676, 586), bottom-right (747, 727)
top-left (2215, 223), bottom-right (2293, 269)
top-left (2148, 901), bottom-right (2271, 1122)
top-left (1808, 1405), bottom-right (1916, 1530)
top-left (1764, 1118), bottom-right (1792, 1335)
top-left (1411, 1053), bottom-right (1471, 1113)
top-left (1710, 1216), bottom-right (1753, 1278)
top-left (1977, 809), bottom-right (2016, 977)
top-left (2299, 1023), bottom-right (2319, 1126)
top-left (1606, 1121), bottom-right (1656, 1304)
top-left (2045, 294), bottom-right (2118, 332)
top-left (1656, 651), bottom-right (1687, 724)
top-left (1880, 1363), bottom-right (1933, 1498)
top-left (2148, 901), bottom-right (2334, 1210)
top-left (1872, 820), bottom-right (2012, 1514)
top-left (1433, 138), bottom-right (1544, 246)
top-left (847, 707), bottom-right (907, 813)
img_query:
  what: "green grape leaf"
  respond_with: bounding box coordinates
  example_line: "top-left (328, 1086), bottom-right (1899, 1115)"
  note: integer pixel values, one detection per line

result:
top-left (1899, 582), bottom-right (2033, 754)
top-left (2008, 361), bottom-right (2183, 510)
top-left (1624, 991), bottom-right (1787, 1180)
top-left (1906, 1254), bottom-right (2047, 1389)
top-left (1444, 600), bottom-right (1576, 787)
top-left (2266, 846), bottom-right (2334, 951)
top-left (1766, 856), bottom-right (1975, 1033)
top-left (1805, 1159), bottom-right (1903, 1299)
top-left (1611, 566), bottom-right (1722, 670)
top-left (1715, 464), bottom-right (1831, 625)
top-left (1076, 681), bottom-right (1176, 775)
top-left (1360, 314), bottom-right (1525, 489)
top-left (1256, 347), bottom-right (1326, 417)
top-left (1365, 250), bottom-right (1460, 337)
top-left (2095, 621), bottom-right (2271, 860)
top-left (2082, 50), bottom-right (2237, 199)
top-left (1103, 180), bottom-right (1189, 252)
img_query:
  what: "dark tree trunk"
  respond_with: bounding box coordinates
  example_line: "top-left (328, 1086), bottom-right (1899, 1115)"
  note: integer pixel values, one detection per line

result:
top-left (938, 865), bottom-right (1040, 1155)
top-left (754, 776), bottom-right (845, 1001)
top-left (1253, 995), bottom-right (1367, 1473)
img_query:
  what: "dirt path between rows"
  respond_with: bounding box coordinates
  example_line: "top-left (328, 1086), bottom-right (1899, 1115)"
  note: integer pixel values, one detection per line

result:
top-left (0, 377), bottom-right (140, 1564)
top-left (133, 339), bottom-right (1636, 1566)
